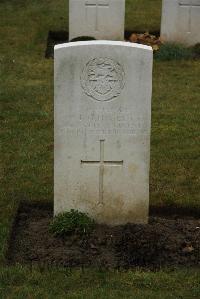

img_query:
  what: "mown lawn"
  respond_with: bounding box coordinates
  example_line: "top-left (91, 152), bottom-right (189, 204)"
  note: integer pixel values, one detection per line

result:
top-left (1, 0), bottom-right (200, 298)
top-left (0, 266), bottom-right (200, 299)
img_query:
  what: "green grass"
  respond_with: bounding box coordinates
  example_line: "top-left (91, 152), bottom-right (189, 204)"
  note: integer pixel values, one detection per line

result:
top-left (0, 266), bottom-right (200, 299)
top-left (151, 60), bottom-right (200, 207)
top-left (155, 43), bottom-right (194, 61)
top-left (0, 0), bottom-right (200, 297)
top-left (125, 0), bottom-right (162, 32)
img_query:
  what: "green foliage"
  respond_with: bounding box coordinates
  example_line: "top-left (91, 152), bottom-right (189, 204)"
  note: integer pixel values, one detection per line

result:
top-left (49, 210), bottom-right (95, 236)
top-left (155, 43), bottom-right (193, 61)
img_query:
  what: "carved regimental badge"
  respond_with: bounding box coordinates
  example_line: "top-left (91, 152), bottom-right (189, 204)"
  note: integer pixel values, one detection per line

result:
top-left (81, 58), bottom-right (125, 102)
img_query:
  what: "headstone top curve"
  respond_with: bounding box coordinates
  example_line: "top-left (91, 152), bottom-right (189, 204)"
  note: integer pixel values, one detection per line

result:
top-left (54, 41), bottom-right (153, 51)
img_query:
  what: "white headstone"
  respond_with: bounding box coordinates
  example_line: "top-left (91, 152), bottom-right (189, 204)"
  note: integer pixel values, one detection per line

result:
top-left (161, 0), bottom-right (200, 45)
top-left (54, 41), bottom-right (153, 225)
top-left (69, 0), bottom-right (125, 41)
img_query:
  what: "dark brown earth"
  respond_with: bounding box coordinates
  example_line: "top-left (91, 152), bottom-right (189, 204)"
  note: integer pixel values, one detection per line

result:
top-left (7, 202), bottom-right (200, 269)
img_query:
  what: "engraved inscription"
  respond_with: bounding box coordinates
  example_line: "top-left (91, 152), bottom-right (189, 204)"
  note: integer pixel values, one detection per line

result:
top-left (81, 58), bottom-right (125, 102)
top-left (179, 0), bottom-right (200, 33)
top-left (81, 140), bottom-right (123, 204)
top-left (61, 109), bottom-right (148, 137)
top-left (85, 0), bottom-right (110, 31)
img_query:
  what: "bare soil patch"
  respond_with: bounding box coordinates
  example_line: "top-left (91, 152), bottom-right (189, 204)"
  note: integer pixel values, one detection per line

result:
top-left (7, 202), bottom-right (200, 269)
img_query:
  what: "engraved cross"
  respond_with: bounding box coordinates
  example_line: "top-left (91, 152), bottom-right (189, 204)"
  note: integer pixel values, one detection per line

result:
top-left (179, 0), bottom-right (200, 33)
top-left (85, 0), bottom-right (110, 31)
top-left (81, 140), bottom-right (123, 204)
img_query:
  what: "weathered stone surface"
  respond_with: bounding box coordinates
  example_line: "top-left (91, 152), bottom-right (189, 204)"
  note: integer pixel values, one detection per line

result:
top-left (161, 0), bottom-right (200, 45)
top-left (69, 0), bottom-right (125, 41)
top-left (54, 41), bottom-right (153, 225)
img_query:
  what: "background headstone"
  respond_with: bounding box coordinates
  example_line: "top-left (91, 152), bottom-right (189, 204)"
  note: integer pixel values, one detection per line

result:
top-left (161, 0), bottom-right (200, 45)
top-left (69, 0), bottom-right (125, 41)
top-left (54, 41), bottom-right (153, 225)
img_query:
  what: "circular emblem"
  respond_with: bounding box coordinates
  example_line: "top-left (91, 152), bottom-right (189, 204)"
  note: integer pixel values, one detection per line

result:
top-left (81, 58), bottom-right (125, 102)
